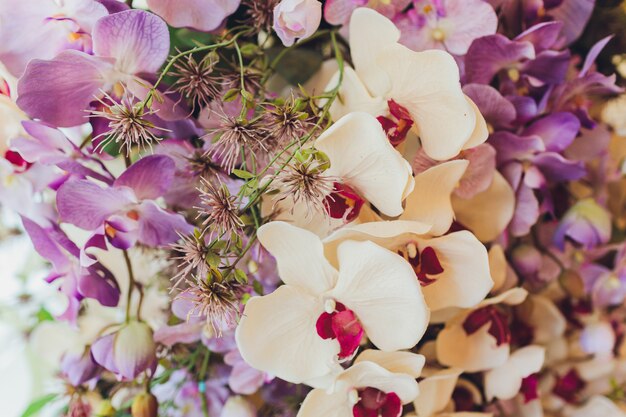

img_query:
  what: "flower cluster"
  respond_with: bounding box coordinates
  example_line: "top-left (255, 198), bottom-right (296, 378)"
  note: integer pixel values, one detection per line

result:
top-left (1, 1), bottom-right (626, 417)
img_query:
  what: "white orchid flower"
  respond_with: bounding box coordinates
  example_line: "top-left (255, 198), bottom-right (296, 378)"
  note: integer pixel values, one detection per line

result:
top-left (235, 221), bottom-right (429, 384)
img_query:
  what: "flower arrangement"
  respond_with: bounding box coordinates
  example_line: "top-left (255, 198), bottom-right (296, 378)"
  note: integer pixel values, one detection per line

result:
top-left (1, 1), bottom-right (626, 417)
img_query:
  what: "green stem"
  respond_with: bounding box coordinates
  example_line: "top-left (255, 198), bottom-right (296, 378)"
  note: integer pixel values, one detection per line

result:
top-left (123, 250), bottom-right (141, 323)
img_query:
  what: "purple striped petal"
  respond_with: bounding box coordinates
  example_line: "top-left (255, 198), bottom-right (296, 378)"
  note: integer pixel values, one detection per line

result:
top-left (16, 50), bottom-right (111, 127)
top-left (93, 9), bottom-right (169, 74)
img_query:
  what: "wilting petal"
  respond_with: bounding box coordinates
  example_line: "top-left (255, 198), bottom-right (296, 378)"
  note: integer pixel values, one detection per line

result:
top-left (136, 200), bottom-right (192, 246)
top-left (315, 112), bottom-right (414, 217)
top-left (402, 160), bottom-right (469, 236)
top-left (236, 285), bottom-right (340, 384)
top-left (17, 51), bottom-right (111, 127)
top-left (354, 350), bottom-right (425, 378)
top-left (349, 8), bottom-right (400, 97)
top-left (114, 321), bottom-right (157, 379)
top-left (484, 345), bottom-right (545, 401)
top-left (376, 45), bottom-right (475, 160)
top-left (115, 155), bottom-right (175, 200)
top-left (146, 0), bottom-right (240, 32)
top-left (57, 179), bottom-right (136, 230)
top-left (330, 240), bottom-right (429, 351)
top-left (327, 67), bottom-right (387, 121)
top-left (257, 221), bottom-right (338, 294)
top-left (297, 388), bottom-right (351, 417)
top-left (338, 361), bottom-right (419, 404)
top-left (413, 368), bottom-right (462, 417)
top-left (93, 9), bottom-right (169, 74)
top-left (452, 171), bottom-right (516, 242)
top-left (465, 35), bottom-right (535, 84)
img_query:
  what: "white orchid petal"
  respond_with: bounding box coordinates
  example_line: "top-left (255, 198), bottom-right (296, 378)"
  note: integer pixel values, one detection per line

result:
top-left (488, 245), bottom-right (508, 292)
top-left (296, 388), bottom-right (352, 417)
top-left (402, 160), bottom-right (469, 236)
top-left (330, 240), bottom-right (429, 351)
top-left (354, 350), bottom-right (425, 378)
top-left (461, 96), bottom-right (489, 150)
top-left (452, 171), bottom-right (515, 242)
top-left (338, 361), bottom-right (419, 404)
top-left (484, 345), bottom-right (545, 401)
top-left (413, 368), bottom-right (462, 417)
top-left (235, 285), bottom-right (340, 384)
top-left (327, 67), bottom-right (387, 121)
top-left (257, 221), bottom-right (338, 293)
top-left (315, 112), bottom-right (414, 217)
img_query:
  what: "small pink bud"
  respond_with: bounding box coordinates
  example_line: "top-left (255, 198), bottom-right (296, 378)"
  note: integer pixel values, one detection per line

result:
top-left (273, 0), bottom-right (322, 47)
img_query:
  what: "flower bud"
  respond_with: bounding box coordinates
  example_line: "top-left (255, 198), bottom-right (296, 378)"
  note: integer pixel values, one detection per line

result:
top-left (131, 392), bottom-right (158, 417)
top-left (273, 0), bottom-right (322, 47)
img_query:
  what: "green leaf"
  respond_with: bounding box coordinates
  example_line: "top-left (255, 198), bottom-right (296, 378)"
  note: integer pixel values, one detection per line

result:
top-left (36, 307), bottom-right (54, 323)
top-left (232, 169), bottom-right (255, 180)
top-left (240, 89), bottom-right (254, 103)
top-left (222, 88), bottom-right (240, 102)
top-left (252, 280), bottom-right (264, 296)
top-left (21, 394), bottom-right (58, 417)
top-left (234, 268), bottom-right (248, 284)
top-left (207, 251), bottom-right (221, 268)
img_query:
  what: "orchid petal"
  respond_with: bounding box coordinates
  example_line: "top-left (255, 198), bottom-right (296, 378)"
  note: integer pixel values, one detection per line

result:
top-left (115, 155), bottom-right (175, 200)
top-left (136, 200), bottom-right (193, 247)
top-left (235, 285), bottom-right (340, 384)
top-left (484, 345), bottom-right (545, 401)
top-left (146, 0), bottom-right (240, 32)
top-left (257, 221), bottom-right (338, 294)
top-left (330, 240), bottom-right (429, 351)
top-left (354, 350), bottom-right (425, 379)
top-left (296, 388), bottom-right (351, 417)
top-left (338, 361), bottom-right (419, 404)
top-left (413, 368), bottom-right (462, 417)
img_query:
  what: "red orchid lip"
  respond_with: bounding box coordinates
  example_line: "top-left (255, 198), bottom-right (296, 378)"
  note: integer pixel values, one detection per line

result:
top-left (462, 305), bottom-right (511, 346)
top-left (400, 244), bottom-right (445, 286)
top-left (325, 182), bottom-right (365, 222)
top-left (353, 387), bottom-right (402, 417)
top-left (377, 99), bottom-right (414, 147)
top-left (316, 301), bottom-right (364, 359)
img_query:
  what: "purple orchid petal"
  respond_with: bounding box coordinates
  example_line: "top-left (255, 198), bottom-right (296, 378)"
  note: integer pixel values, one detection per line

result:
top-left (553, 199), bottom-right (611, 250)
top-left (548, 0), bottom-right (594, 45)
top-left (114, 321), bottom-right (157, 380)
top-left (523, 112), bottom-right (580, 152)
top-left (146, 0), bottom-right (241, 32)
top-left (136, 200), bottom-right (193, 247)
top-left (515, 21), bottom-right (563, 52)
top-left (465, 34), bottom-right (535, 84)
top-left (463, 84), bottom-right (516, 128)
top-left (92, 9), bottom-right (169, 75)
top-left (521, 49), bottom-right (570, 86)
top-left (324, 0), bottom-right (359, 26)
top-left (61, 349), bottom-right (101, 386)
top-left (14, 121), bottom-right (76, 163)
top-left (91, 333), bottom-right (120, 374)
top-left (17, 50), bottom-right (112, 127)
top-left (510, 183), bottom-right (540, 237)
top-left (455, 144), bottom-right (497, 199)
top-left (566, 125), bottom-right (611, 161)
top-left (80, 232), bottom-right (109, 267)
top-left (490, 131), bottom-right (545, 164)
top-left (96, 0), bottom-right (131, 13)
top-left (21, 216), bottom-right (70, 271)
top-left (77, 263), bottom-right (120, 307)
top-left (57, 179), bottom-right (136, 230)
top-left (507, 95), bottom-right (538, 124)
top-left (154, 322), bottom-right (203, 347)
top-left (531, 153), bottom-right (586, 182)
top-left (412, 148), bottom-right (440, 175)
top-left (105, 214), bottom-right (139, 250)
top-left (580, 35), bottom-right (613, 77)
top-left (114, 155), bottom-right (175, 199)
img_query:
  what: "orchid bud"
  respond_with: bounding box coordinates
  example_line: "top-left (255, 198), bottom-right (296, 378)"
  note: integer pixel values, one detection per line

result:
top-left (554, 198), bottom-right (611, 250)
top-left (115, 321), bottom-right (157, 380)
top-left (131, 392), bottom-right (158, 417)
top-left (511, 244), bottom-right (542, 276)
top-left (96, 400), bottom-right (116, 417)
top-left (273, 0), bottom-right (322, 47)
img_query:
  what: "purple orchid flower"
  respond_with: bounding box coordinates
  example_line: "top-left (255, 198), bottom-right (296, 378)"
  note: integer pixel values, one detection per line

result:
top-left (395, 0), bottom-right (498, 55)
top-left (21, 216), bottom-right (120, 322)
top-left (491, 112), bottom-right (584, 236)
top-left (11, 121), bottom-right (114, 184)
top-left (324, 0), bottom-right (411, 27)
top-left (554, 198), bottom-right (611, 250)
top-left (61, 347), bottom-right (102, 386)
top-left (56, 154), bottom-right (193, 250)
top-left (0, 0), bottom-right (108, 77)
top-left (579, 263), bottom-right (626, 309)
top-left (17, 9), bottom-right (183, 127)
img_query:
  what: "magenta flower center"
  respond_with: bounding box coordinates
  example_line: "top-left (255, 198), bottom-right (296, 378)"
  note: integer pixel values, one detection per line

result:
top-left (325, 182), bottom-right (365, 222)
top-left (462, 305), bottom-right (511, 346)
top-left (315, 301), bottom-right (364, 359)
top-left (520, 373), bottom-right (540, 403)
top-left (399, 244), bottom-right (444, 286)
top-left (352, 387), bottom-right (402, 417)
top-left (377, 100), bottom-right (414, 147)
top-left (552, 369), bottom-right (585, 403)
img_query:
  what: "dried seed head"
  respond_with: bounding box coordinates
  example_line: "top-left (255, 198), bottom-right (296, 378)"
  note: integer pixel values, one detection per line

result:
top-left (263, 95), bottom-right (315, 149)
top-left (242, 0), bottom-right (279, 33)
top-left (207, 116), bottom-right (267, 173)
top-left (170, 232), bottom-right (211, 290)
top-left (171, 53), bottom-right (221, 111)
top-left (91, 91), bottom-right (168, 155)
top-left (196, 177), bottom-right (244, 236)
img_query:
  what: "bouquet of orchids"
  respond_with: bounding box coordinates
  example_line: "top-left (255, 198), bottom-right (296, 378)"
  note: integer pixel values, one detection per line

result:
top-left (3, 0), bottom-right (626, 416)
